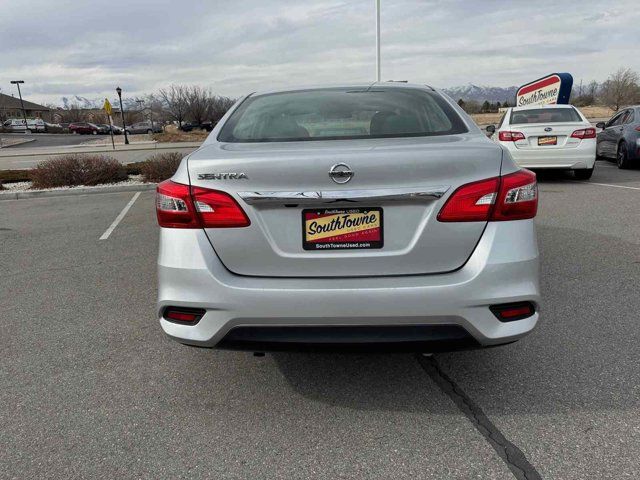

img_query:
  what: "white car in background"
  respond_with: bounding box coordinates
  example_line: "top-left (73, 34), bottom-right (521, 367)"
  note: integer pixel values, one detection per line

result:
top-left (490, 105), bottom-right (596, 180)
top-left (2, 118), bottom-right (46, 133)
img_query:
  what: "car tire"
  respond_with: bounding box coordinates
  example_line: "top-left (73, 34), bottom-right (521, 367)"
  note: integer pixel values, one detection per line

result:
top-left (147, 129), bottom-right (153, 134)
top-left (617, 142), bottom-right (631, 169)
top-left (574, 166), bottom-right (594, 180)
top-left (92, 130), bottom-right (98, 135)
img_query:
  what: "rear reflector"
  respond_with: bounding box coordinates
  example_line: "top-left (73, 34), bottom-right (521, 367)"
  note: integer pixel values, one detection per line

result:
top-left (490, 302), bottom-right (535, 322)
top-left (438, 169), bottom-right (537, 222)
top-left (163, 307), bottom-right (206, 324)
top-left (156, 180), bottom-right (250, 228)
top-left (570, 127), bottom-right (596, 139)
top-left (498, 131), bottom-right (525, 142)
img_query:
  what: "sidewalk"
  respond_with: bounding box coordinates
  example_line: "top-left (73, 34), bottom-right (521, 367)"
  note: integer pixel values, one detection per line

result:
top-left (0, 141), bottom-right (203, 170)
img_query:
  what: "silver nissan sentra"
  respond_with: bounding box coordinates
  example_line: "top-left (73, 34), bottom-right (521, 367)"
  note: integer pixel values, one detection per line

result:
top-left (156, 83), bottom-right (540, 352)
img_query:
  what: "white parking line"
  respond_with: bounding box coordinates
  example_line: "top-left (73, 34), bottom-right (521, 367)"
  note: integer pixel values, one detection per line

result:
top-left (99, 192), bottom-right (141, 240)
top-left (575, 181), bottom-right (640, 191)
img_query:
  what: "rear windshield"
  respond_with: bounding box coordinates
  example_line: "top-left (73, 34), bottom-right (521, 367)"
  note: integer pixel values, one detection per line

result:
top-left (510, 108), bottom-right (581, 125)
top-left (218, 87), bottom-right (468, 142)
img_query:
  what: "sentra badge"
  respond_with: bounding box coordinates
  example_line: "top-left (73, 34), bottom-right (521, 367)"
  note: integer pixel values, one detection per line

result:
top-left (198, 173), bottom-right (248, 180)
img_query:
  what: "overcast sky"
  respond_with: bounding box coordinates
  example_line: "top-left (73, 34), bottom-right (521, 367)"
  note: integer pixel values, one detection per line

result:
top-left (1, 0), bottom-right (638, 105)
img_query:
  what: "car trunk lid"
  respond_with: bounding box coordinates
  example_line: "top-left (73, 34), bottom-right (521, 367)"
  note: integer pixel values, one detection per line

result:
top-left (188, 135), bottom-right (503, 277)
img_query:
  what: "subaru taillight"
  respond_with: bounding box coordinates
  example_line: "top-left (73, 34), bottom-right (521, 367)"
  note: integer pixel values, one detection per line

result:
top-left (570, 127), bottom-right (596, 139)
top-left (438, 169), bottom-right (537, 222)
top-left (498, 131), bottom-right (525, 142)
top-left (156, 180), bottom-right (250, 228)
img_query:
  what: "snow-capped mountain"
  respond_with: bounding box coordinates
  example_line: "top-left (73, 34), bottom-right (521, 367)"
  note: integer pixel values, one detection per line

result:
top-left (59, 95), bottom-right (139, 110)
top-left (442, 84), bottom-right (518, 104)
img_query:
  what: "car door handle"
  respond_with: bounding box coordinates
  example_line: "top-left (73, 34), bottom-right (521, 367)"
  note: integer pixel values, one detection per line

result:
top-left (238, 186), bottom-right (451, 205)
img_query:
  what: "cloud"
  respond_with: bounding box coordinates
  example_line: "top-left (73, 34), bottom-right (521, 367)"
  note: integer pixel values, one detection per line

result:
top-left (0, 0), bottom-right (638, 105)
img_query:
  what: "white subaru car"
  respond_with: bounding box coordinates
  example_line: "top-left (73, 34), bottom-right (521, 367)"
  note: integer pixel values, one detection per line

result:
top-left (491, 104), bottom-right (596, 179)
top-left (156, 84), bottom-right (540, 352)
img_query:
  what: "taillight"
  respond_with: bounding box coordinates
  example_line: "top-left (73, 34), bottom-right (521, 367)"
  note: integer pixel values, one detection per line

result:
top-left (437, 177), bottom-right (499, 222)
top-left (498, 131), bottom-right (525, 142)
top-left (438, 169), bottom-right (537, 222)
top-left (156, 180), bottom-right (200, 228)
top-left (635, 126), bottom-right (640, 132)
top-left (490, 169), bottom-right (538, 221)
top-left (191, 186), bottom-right (250, 228)
top-left (570, 127), bottom-right (596, 139)
top-left (156, 180), bottom-right (250, 228)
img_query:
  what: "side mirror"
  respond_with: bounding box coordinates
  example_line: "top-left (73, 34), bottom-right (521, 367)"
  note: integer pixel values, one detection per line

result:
top-left (485, 125), bottom-right (496, 134)
top-left (595, 122), bottom-right (606, 129)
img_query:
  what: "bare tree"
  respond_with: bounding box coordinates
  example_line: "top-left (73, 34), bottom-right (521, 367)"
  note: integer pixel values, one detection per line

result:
top-left (600, 68), bottom-right (640, 111)
top-left (208, 95), bottom-right (235, 124)
top-left (158, 85), bottom-right (189, 127)
top-left (60, 103), bottom-right (85, 123)
top-left (185, 86), bottom-right (212, 125)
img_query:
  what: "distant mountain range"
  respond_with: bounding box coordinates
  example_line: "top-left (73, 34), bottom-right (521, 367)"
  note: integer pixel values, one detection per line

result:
top-left (442, 84), bottom-right (518, 104)
top-left (56, 84), bottom-right (519, 109)
top-left (59, 95), bottom-right (138, 110)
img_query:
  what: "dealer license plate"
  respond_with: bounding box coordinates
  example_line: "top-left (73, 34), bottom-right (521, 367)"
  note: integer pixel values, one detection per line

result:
top-left (538, 136), bottom-right (557, 146)
top-left (302, 208), bottom-right (383, 250)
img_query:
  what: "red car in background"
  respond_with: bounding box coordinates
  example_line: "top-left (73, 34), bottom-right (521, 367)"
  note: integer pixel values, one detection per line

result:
top-left (69, 122), bottom-right (100, 135)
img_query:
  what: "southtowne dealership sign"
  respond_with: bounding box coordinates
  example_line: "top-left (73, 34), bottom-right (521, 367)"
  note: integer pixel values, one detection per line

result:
top-left (516, 73), bottom-right (573, 107)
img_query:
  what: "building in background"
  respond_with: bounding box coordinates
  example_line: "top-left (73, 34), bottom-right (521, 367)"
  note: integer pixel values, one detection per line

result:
top-left (0, 93), bottom-right (51, 122)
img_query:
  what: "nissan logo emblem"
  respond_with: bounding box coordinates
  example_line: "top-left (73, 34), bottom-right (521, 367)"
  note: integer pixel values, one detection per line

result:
top-left (328, 163), bottom-right (354, 184)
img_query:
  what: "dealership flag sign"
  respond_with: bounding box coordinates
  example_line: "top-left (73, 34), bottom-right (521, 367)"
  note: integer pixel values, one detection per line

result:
top-left (516, 73), bottom-right (573, 107)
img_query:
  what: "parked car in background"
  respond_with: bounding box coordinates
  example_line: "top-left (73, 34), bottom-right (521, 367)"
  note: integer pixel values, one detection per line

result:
top-left (69, 122), bottom-right (100, 135)
top-left (2, 118), bottom-right (46, 133)
top-left (156, 83), bottom-right (540, 353)
top-left (489, 104), bottom-right (596, 180)
top-left (179, 121), bottom-right (214, 132)
top-left (596, 106), bottom-right (640, 169)
top-left (126, 121), bottom-right (162, 134)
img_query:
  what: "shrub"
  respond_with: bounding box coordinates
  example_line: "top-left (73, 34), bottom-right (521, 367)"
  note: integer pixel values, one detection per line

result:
top-left (139, 152), bottom-right (183, 183)
top-left (31, 155), bottom-right (127, 189)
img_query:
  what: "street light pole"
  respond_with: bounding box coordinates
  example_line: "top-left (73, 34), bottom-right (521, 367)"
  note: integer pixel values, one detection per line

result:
top-left (10, 80), bottom-right (29, 133)
top-left (116, 87), bottom-right (129, 145)
top-left (375, 0), bottom-right (381, 82)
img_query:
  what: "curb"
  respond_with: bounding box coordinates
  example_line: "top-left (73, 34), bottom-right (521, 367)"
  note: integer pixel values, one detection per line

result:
top-left (0, 183), bottom-right (157, 201)
top-left (0, 138), bottom-right (37, 149)
top-left (0, 142), bottom-right (202, 159)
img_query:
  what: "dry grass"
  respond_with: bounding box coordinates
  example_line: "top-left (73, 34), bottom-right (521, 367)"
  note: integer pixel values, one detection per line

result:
top-left (578, 105), bottom-right (615, 119)
top-left (139, 152), bottom-right (184, 183)
top-left (152, 130), bottom-right (209, 143)
top-left (470, 113), bottom-right (503, 125)
top-left (31, 155), bottom-right (127, 189)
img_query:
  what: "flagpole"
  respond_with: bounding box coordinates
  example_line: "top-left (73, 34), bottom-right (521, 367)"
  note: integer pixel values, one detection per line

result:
top-left (375, 0), bottom-right (381, 82)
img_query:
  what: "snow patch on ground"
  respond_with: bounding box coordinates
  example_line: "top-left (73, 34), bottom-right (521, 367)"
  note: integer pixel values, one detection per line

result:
top-left (1, 175), bottom-right (147, 192)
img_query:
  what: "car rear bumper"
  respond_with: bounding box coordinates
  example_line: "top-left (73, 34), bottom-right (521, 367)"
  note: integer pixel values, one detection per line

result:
top-left (503, 142), bottom-right (596, 169)
top-left (158, 220), bottom-right (540, 351)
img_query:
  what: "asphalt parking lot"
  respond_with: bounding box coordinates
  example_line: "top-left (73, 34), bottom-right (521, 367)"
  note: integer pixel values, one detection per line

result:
top-left (1, 160), bottom-right (639, 479)
top-left (0, 133), bottom-right (90, 148)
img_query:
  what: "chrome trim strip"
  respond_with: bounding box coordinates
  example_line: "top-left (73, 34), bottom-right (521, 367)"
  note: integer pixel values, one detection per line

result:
top-left (237, 186), bottom-right (450, 205)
